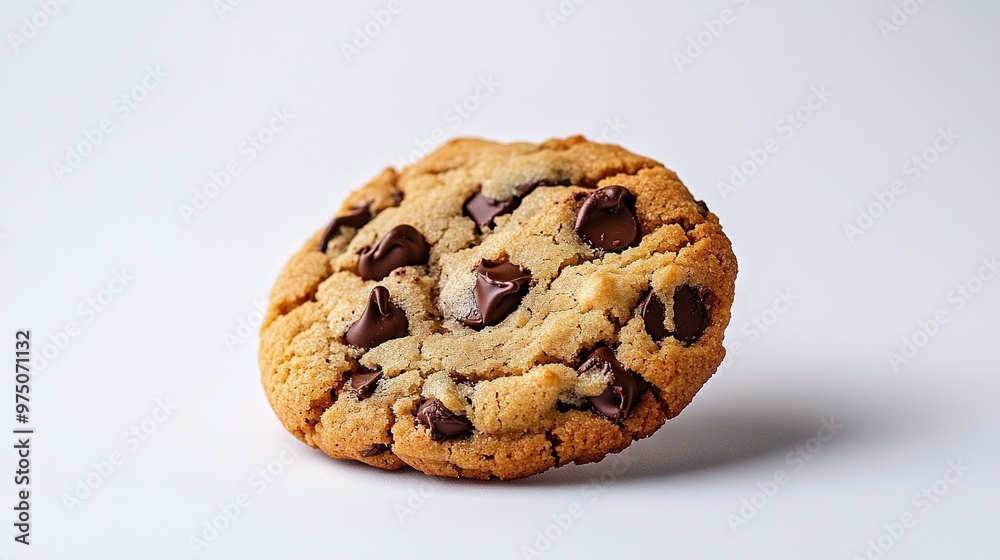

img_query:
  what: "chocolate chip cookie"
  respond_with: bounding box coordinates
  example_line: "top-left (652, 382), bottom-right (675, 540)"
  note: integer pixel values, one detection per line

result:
top-left (259, 136), bottom-right (737, 480)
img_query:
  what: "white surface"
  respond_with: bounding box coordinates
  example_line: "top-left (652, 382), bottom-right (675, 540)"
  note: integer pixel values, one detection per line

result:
top-left (2, 1), bottom-right (998, 559)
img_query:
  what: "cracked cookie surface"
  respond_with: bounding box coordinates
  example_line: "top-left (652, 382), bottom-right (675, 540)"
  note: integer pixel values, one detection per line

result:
top-left (259, 136), bottom-right (737, 480)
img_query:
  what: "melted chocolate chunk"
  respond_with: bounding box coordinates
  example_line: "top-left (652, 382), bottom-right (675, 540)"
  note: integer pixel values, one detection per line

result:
top-left (416, 398), bottom-right (473, 441)
top-left (580, 346), bottom-right (648, 423)
top-left (694, 199), bottom-right (709, 215)
top-left (639, 290), bottom-right (668, 341)
top-left (360, 443), bottom-right (390, 457)
top-left (463, 179), bottom-right (571, 231)
top-left (638, 286), bottom-right (710, 345)
top-left (318, 204), bottom-right (372, 251)
top-left (357, 224), bottom-right (430, 281)
top-left (670, 285), bottom-right (709, 345)
top-left (459, 259), bottom-right (531, 329)
top-left (574, 186), bottom-right (641, 252)
top-left (463, 191), bottom-right (519, 230)
top-left (344, 286), bottom-right (409, 348)
top-left (349, 369), bottom-right (383, 400)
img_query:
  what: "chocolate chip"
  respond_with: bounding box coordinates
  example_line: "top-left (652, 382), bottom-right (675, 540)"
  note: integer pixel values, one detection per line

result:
top-left (463, 191), bottom-right (519, 230)
top-left (574, 186), bottom-right (641, 252)
top-left (318, 204), bottom-right (372, 251)
top-left (670, 285), bottom-right (709, 345)
top-left (357, 224), bottom-right (430, 281)
top-left (459, 259), bottom-right (531, 329)
top-left (349, 369), bottom-right (383, 400)
top-left (580, 346), bottom-right (648, 423)
top-left (463, 179), bottom-right (571, 231)
top-left (416, 398), bottom-right (473, 441)
top-left (361, 443), bottom-right (390, 457)
top-left (391, 190), bottom-right (405, 205)
top-left (344, 286), bottom-right (409, 348)
top-left (639, 290), bottom-right (668, 341)
top-left (694, 199), bottom-right (709, 214)
top-left (639, 286), bottom-right (709, 345)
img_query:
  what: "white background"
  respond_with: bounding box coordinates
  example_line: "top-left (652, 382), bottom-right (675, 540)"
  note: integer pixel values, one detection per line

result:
top-left (1, 1), bottom-right (998, 559)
